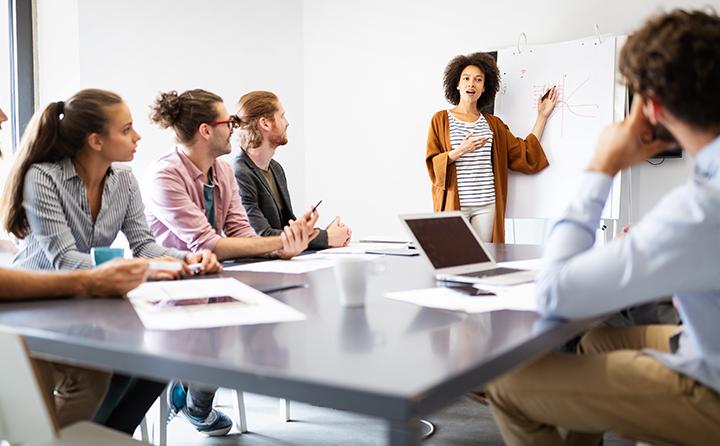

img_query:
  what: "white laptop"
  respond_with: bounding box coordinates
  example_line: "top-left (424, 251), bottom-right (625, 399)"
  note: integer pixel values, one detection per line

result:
top-left (400, 212), bottom-right (536, 286)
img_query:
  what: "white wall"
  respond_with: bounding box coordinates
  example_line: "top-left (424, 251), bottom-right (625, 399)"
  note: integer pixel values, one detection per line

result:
top-left (36, 0), bottom-right (306, 209)
top-left (35, 0), bottom-right (714, 241)
top-left (36, 0), bottom-right (81, 106)
top-left (303, 0), bottom-right (711, 239)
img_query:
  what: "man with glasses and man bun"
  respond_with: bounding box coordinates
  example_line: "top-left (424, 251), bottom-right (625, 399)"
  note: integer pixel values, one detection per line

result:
top-left (143, 88), bottom-right (320, 436)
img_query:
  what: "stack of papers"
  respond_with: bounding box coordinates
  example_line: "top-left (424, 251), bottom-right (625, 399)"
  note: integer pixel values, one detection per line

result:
top-left (385, 283), bottom-right (538, 314)
top-left (127, 278), bottom-right (305, 330)
top-left (225, 254), bottom-right (333, 274)
top-left (319, 242), bottom-right (417, 257)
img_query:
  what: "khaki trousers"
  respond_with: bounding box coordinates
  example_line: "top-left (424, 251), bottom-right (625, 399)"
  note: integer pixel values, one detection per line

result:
top-left (461, 204), bottom-right (495, 243)
top-left (34, 359), bottom-right (112, 428)
top-left (486, 325), bottom-right (720, 446)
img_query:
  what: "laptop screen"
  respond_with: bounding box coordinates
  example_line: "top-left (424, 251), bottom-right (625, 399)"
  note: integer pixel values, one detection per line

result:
top-left (404, 216), bottom-right (491, 269)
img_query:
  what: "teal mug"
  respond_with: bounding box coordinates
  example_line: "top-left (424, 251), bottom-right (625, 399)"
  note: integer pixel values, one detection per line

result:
top-left (90, 247), bottom-right (125, 266)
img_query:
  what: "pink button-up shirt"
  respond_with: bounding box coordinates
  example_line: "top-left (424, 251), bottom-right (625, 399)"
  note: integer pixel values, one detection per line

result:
top-left (143, 148), bottom-right (256, 252)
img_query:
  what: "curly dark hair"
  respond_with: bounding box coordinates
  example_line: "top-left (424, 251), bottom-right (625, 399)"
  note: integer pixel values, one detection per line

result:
top-left (149, 89), bottom-right (223, 144)
top-left (619, 9), bottom-right (720, 129)
top-left (443, 52), bottom-right (500, 110)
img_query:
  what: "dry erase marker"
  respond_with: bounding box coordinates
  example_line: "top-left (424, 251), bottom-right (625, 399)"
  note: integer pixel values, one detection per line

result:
top-left (540, 86), bottom-right (554, 101)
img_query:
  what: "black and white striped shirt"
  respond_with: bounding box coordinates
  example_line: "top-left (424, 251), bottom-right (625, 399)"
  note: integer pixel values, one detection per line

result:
top-left (449, 111), bottom-right (496, 207)
top-left (12, 157), bottom-right (187, 271)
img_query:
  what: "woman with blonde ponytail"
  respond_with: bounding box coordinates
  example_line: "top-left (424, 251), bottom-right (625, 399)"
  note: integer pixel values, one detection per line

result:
top-left (1, 89), bottom-right (221, 433)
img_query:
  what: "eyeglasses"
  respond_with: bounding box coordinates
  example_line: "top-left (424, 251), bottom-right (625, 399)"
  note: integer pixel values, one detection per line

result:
top-left (205, 115), bottom-right (241, 131)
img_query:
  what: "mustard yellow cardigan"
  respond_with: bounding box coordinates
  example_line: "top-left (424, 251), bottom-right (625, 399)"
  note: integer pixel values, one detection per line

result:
top-left (425, 110), bottom-right (549, 243)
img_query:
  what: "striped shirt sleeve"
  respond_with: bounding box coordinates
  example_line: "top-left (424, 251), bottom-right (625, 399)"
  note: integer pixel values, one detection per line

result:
top-left (23, 166), bottom-right (94, 270)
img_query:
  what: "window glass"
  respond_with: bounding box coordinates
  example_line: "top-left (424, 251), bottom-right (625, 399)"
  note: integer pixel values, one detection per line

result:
top-left (0, 0), bottom-right (13, 159)
top-left (1, 0), bottom-right (14, 246)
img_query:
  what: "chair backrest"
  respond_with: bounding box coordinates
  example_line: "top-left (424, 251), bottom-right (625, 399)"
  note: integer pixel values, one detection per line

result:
top-left (0, 329), bottom-right (58, 443)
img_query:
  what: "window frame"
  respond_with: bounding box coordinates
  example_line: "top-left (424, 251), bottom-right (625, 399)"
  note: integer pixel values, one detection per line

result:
top-left (7, 0), bottom-right (34, 151)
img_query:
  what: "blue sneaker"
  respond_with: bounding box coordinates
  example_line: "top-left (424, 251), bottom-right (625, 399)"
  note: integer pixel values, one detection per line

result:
top-left (166, 380), bottom-right (187, 424)
top-left (182, 408), bottom-right (233, 436)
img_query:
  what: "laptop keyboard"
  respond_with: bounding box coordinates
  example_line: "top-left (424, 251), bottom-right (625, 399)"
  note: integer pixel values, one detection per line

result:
top-left (464, 267), bottom-right (523, 278)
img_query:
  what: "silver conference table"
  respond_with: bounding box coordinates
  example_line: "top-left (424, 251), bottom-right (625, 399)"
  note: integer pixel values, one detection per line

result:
top-left (0, 244), bottom-right (595, 445)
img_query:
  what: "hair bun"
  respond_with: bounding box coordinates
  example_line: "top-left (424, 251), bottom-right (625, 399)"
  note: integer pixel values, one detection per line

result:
top-left (149, 90), bottom-right (182, 128)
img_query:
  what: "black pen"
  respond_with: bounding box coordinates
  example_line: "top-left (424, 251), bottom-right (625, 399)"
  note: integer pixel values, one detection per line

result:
top-left (445, 284), bottom-right (496, 296)
top-left (260, 284), bottom-right (308, 294)
top-left (311, 200), bottom-right (322, 214)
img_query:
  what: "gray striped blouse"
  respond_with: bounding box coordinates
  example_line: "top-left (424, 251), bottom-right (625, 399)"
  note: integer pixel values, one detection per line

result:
top-left (12, 157), bottom-right (188, 271)
top-left (448, 111), bottom-right (496, 208)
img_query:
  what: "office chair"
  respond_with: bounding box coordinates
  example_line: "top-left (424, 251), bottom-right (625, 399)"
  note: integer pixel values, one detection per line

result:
top-left (0, 329), bottom-right (151, 446)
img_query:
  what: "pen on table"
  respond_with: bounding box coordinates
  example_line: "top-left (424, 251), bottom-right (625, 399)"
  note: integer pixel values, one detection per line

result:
top-left (260, 284), bottom-right (309, 294)
top-left (445, 284), bottom-right (496, 296)
top-left (540, 86), bottom-right (554, 101)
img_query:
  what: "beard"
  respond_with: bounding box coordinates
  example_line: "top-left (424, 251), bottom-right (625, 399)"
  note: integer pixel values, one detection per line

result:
top-left (272, 133), bottom-right (288, 146)
top-left (269, 124), bottom-right (288, 146)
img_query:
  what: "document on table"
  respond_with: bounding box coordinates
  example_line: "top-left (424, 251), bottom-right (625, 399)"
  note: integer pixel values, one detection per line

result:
top-left (385, 283), bottom-right (538, 313)
top-left (358, 235), bottom-right (409, 244)
top-left (497, 258), bottom-right (543, 271)
top-left (225, 253), bottom-right (333, 274)
top-left (225, 253), bottom-right (382, 273)
top-left (319, 242), bottom-right (415, 256)
top-left (127, 278), bottom-right (305, 330)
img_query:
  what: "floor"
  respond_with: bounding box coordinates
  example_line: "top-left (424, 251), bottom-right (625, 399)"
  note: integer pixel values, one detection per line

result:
top-left (143, 389), bottom-right (634, 445)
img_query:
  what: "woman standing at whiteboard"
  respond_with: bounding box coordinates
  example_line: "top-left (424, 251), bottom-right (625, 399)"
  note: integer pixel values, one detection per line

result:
top-left (426, 52), bottom-right (557, 242)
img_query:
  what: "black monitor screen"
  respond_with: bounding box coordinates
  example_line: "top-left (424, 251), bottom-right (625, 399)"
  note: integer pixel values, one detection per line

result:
top-left (405, 217), bottom-right (491, 269)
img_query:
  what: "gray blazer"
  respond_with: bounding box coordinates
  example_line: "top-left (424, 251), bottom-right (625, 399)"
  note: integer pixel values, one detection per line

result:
top-left (233, 150), bottom-right (329, 250)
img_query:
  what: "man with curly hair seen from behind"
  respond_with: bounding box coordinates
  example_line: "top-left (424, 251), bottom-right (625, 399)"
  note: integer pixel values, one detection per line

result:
top-left (486, 9), bottom-right (720, 445)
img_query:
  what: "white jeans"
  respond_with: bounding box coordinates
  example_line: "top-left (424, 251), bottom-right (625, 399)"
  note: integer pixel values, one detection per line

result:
top-left (461, 203), bottom-right (495, 243)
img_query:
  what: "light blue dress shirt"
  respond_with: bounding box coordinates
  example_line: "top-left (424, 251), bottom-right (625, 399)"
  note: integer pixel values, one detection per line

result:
top-left (537, 135), bottom-right (720, 394)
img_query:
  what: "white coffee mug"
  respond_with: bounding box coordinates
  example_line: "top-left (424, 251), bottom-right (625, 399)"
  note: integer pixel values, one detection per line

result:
top-left (332, 256), bottom-right (385, 307)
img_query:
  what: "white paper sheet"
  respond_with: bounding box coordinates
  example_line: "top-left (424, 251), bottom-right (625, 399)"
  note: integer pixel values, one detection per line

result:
top-left (385, 283), bottom-right (538, 314)
top-left (224, 254), bottom-right (334, 274)
top-left (319, 242), bottom-right (411, 255)
top-left (127, 278), bottom-right (305, 330)
top-left (358, 235), bottom-right (409, 244)
top-left (497, 258), bottom-right (543, 271)
top-left (226, 253), bottom-right (383, 273)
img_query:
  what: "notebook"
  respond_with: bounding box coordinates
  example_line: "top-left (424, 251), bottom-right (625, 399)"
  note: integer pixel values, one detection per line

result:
top-left (400, 212), bottom-right (536, 286)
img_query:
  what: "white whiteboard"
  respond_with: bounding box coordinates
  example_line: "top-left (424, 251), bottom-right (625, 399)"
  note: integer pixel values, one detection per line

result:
top-left (495, 36), bottom-right (623, 219)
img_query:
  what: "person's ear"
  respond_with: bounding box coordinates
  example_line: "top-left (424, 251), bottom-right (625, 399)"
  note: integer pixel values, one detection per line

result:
top-left (258, 116), bottom-right (272, 132)
top-left (87, 133), bottom-right (103, 152)
top-left (644, 96), bottom-right (664, 125)
top-left (197, 123), bottom-right (212, 141)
